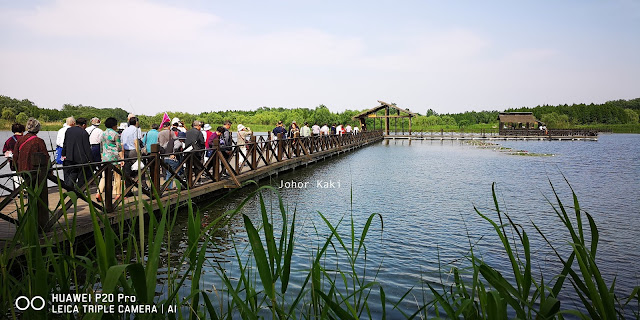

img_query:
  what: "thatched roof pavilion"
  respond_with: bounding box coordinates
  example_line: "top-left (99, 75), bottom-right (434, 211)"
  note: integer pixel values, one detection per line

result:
top-left (352, 100), bottom-right (417, 134)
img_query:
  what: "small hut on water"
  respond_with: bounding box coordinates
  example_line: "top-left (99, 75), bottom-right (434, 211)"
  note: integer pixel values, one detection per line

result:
top-left (352, 100), bottom-right (416, 135)
top-left (498, 112), bottom-right (543, 135)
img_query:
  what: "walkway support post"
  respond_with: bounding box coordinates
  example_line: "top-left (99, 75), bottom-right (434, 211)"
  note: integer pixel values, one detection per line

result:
top-left (250, 135), bottom-right (257, 170)
top-left (277, 133), bottom-right (283, 162)
top-left (150, 144), bottom-right (161, 195)
top-left (104, 164), bottom-right (114, 213)
top-left (213, 139), bottom-right (220, 181)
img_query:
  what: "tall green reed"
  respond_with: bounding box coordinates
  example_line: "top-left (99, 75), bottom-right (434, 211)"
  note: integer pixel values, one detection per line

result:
top-left (427, 180), bottom-right (640, 319)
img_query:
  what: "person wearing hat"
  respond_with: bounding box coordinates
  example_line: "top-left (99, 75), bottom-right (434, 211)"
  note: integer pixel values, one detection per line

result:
top-left (121, 116), bottom-right (147, 194)
top-left (272, 120), bottom-right (287, 140)
top-left (87, 117), bottom-right (103, 163)
top-left (202, 123), bottom-right (213, 142)
top-left (237, 124), bottom-right (253, 162)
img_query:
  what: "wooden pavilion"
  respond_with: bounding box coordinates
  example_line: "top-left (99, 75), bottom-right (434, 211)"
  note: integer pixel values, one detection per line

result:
top-left (352, 100), bottom-right (416, 135)
top-left (498, 112), bottom-right (540, 134)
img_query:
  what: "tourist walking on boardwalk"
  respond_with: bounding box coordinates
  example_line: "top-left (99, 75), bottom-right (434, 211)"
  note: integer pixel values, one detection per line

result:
top-left (87, 117), bottom-right (103, 163)
top-left (202, 124), bottom-right (213, 141)
top-left (353, 126), bottom-right (359, 134)
top-left (220, 120), bottom-right (234, 172)
top-left (13, 118), bottom-right (48, 175)
top-left (320, 123), bottom-right (329, 135)
top-left (345, 124), bottom-right (352, 133)
top-left (143, 123), bottom-right (160, 154)
top-left (185, 120), bottom-right (205, 164)
top-left (301, 122), bottom-right (311, 137)
top-left (121, 116), bottom-right (145, 193)
top-left (330, 124), bottom-right (337, 135)
top-left (56, 117), bottom-right (75, 164)
top-left (237, 124), bottom-right (252, 162)
top-left (312, 123), bottom-right (320, 136)
top-left (288, 121), bottom-right (300, 137)
top-left (272, 121), bottom-right (287, 140)
top-left (3, 123), bottom-right (25, 169)
top-left (96, 117), bottom-right (123, 202)
top-left (158, 122), bottom-right (181, 190)
top-left (62, 117), bottom-right (92, 189)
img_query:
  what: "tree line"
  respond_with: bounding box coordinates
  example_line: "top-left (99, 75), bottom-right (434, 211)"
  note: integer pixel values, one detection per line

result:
top-left (1, 94), bottom-right (638, 131)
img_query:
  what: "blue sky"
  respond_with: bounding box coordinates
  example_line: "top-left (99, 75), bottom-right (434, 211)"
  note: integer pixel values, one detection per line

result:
top-left (1, 0), bottom-right (639, 116)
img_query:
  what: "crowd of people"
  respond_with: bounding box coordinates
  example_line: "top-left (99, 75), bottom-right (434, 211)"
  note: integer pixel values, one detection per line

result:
top-left (3, 116), bottom-right (363, 201)
top-left (271, 121), bottom-right (360, 139)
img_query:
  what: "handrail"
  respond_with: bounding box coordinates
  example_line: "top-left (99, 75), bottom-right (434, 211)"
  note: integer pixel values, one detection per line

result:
top-left (0, 130), bottom-right (383, 232)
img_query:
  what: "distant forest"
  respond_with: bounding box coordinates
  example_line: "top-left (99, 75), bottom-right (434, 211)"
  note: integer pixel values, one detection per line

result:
top-left (1, 94), bottom-right (638, 131)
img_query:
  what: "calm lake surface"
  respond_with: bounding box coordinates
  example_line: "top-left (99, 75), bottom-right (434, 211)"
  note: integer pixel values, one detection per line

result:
top-left (161, 133), bottom-right (639, 316)
top-left (2, 131), bottom-right (638, 315)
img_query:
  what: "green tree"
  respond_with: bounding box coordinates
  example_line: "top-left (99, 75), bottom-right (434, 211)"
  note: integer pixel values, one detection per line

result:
top-left (15, 112), bottom-right (28, 124)
top-left (2, 108), bottom-right (16, 121)
top-left (541, 112), bottom-right (570, 128)
top-left (623, 109), bottom-right (639, 124)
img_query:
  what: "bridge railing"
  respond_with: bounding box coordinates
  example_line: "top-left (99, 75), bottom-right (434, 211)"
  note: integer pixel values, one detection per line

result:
top-left (0, 130), bottom-right (383, 233)
top-left (498, 128), bottom-right (599, 136)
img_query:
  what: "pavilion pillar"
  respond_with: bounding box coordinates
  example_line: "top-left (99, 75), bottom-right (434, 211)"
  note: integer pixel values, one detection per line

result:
top-left (385, 106), bottom-right (390, 135)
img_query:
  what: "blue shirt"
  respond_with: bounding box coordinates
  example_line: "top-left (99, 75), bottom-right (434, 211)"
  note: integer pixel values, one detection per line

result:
top-left (142, 129), bottom-right (159, 153)
top-left (121, 125), bottom-right (141, 151)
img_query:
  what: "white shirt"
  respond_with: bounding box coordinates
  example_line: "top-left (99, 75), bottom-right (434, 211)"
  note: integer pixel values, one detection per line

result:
top-left (312, 125), bottom-right (320, 134)
top-left (353, 127), bottom-right (359, 134)
top-left (320, 125), bottom-right (329, 135)
top-left (86, 125), bottom-right (104, 145)
top-left (346, 125), bottom-right (352, 133)
top-left (56, 124), bottom-right (70, 147)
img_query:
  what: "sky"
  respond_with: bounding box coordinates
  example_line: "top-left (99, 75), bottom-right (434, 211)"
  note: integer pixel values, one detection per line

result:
top-left (1, 0), bottom-right (639, 116)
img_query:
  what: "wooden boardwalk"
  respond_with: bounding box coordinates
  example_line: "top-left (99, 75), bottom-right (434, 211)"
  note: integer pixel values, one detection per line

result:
top-left (384, 133), bottom-right (599, 141)
top-left (0, 131), bottom-right (383, 247)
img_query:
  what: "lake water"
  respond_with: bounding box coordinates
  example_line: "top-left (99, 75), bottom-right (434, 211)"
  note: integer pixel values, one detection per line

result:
top-left (2, 131), bottom-right (638, 316)
top-left (161, 133), bottom-right (639, 317)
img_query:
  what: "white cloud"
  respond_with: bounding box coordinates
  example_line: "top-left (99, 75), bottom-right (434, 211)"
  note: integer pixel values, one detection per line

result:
top-left (12, 0), bottom-right (219, 44)
top-left (1, 1), bottom-right (637, 115)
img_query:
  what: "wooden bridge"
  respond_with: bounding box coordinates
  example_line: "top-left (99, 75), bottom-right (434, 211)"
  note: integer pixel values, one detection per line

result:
top-left (383, 129), bottom-right (599, 141)
top-left (0, 131), bottom-right (383, 246)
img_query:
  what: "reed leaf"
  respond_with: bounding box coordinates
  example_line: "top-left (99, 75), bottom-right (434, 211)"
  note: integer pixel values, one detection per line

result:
top-left (242, 214), bottom-right (275, 300)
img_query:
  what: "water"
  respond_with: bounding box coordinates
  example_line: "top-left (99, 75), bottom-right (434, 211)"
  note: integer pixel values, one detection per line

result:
top-left (161, 133), bottom-right (639, 316)
top-left (2, 130), bottom-right (638, 315)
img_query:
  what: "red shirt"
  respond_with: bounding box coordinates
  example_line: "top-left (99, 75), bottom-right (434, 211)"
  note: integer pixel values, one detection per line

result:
top-left (13, 133), bottom-right (49, 172)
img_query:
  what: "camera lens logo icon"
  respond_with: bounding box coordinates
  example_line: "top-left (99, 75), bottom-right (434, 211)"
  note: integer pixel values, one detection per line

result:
top-left (15, 296), bottom-right (46, 311)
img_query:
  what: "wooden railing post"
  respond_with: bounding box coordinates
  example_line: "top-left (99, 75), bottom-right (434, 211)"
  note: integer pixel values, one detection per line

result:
top-left (265, 138), bottom-right (271, 164)
top-left (187, 152), bottom-right (194, 188)
top-left (150, 144), bottom-right (161, 195)
top-left (250, 136), bottom-right (257, 170)
top-left (277, 133), bottom-right (283, 162)
top-left (104, 164), bottom-right (113, 212)
top-left (213, 138), bottom-right (220, 181)
top-left (294, 132), bottom-right (300, 157)
top-left (31, 153), bottom-right (49, 233)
